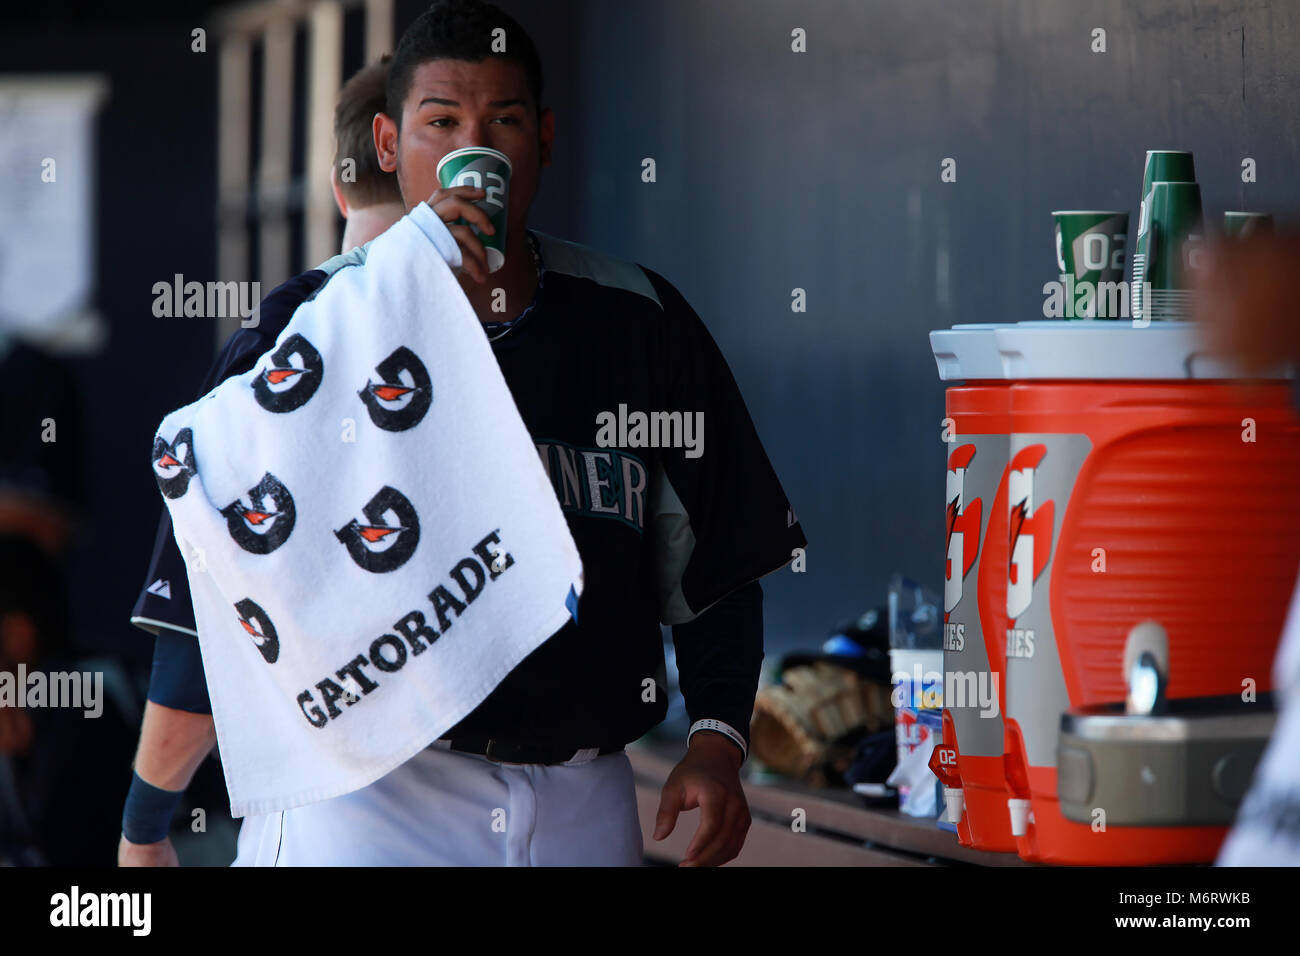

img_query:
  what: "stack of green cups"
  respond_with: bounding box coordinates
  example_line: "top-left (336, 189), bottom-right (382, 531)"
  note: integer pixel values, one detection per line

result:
top-left (1132, 150), bottom-right (1202, 322)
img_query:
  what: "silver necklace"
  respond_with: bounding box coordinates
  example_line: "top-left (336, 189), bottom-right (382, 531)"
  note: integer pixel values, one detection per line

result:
top-left (485, 232), bottom-right (543, 342)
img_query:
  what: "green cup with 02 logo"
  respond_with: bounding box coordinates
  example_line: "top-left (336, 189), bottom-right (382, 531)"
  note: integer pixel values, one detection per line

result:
top-left (435, 146), bottom-right (512, 273)
top-left (1053, 211), bottom-right (1129, 318)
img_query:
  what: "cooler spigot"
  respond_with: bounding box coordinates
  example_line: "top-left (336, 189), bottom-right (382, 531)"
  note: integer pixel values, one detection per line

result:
top-left (1124, 621), bottom-right (1169, 716)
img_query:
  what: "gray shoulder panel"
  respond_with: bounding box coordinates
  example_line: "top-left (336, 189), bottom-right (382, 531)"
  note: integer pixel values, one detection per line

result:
top-left (649, 461), bottom-right (699, 624)
top-left (532, 231), bottom-right (661, 308)
top-left (314, 241), bottom-right (370, 277)
top-left (304, 242), bottom-right (371, 301)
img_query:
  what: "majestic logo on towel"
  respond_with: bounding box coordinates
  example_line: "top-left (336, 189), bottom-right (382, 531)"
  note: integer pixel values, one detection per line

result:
top-left (252, 333), bottom-right (324, 413)
top-left (152, 428), bottom-right (197, 499)
top-left (358, 346), bottom-right (432, 431)
top-left (335, 485), bottom-right (420, 573)
top-left (221, 472), bottom-right (297, 554)
top-left (234, 597), bottom-right (280, 663)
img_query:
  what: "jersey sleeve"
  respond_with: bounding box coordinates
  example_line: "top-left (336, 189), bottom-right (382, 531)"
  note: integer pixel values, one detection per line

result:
top-left (129, 508), bottom-right (198, 637)
top-left (148, 627), bottom-right (213, 714)
top-left (642, 268), bottom-right (807, 625)
top-left (670, 580), bottom-right (765, 749)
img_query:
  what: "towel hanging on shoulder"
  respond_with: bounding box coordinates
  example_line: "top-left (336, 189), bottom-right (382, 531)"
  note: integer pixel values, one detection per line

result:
top-left (150, 203), bottom-right (583, 817)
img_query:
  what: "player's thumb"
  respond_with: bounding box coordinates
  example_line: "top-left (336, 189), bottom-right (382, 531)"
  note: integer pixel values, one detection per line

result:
top-left (654, 783), bottom-right (685, 841)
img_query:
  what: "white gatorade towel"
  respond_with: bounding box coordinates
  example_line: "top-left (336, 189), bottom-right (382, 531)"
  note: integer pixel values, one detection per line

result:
top-left (150, 203), bottom-right (583, 817)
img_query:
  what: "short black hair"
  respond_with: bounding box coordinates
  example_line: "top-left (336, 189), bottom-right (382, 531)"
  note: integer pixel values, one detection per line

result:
top-left (386, 0), bottom-right (545, 129)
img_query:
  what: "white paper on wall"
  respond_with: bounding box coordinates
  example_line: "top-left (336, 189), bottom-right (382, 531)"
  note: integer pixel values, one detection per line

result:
top-left (0, 76), bottom-right (110, 354)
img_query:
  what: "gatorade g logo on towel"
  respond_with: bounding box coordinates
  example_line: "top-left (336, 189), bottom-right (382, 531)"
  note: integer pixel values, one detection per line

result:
top-left (234, 597), bottom-right (280, 664)
top-left (359, 346), bottom-right (432, 432)
top-left (1006, 445), bottom-right (1054, 622)
top-left (335, 485), bottom-right (420, 573)
top-left (222, 472), bottom-right (297, 554)
top-left (153, 427), bottom-right (196, 499)
top-left (944, 444), bottom-right (983, 614)
top-left (252, 333), bottom-right (324, 413)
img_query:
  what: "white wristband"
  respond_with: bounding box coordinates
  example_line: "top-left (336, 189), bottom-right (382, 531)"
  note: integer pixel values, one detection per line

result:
top-left (688, 719), bottom-right (748, 761)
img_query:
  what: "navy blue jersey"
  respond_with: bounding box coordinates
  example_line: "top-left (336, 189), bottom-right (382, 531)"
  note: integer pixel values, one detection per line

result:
top-left (132, 227), bottom-right (806, 749)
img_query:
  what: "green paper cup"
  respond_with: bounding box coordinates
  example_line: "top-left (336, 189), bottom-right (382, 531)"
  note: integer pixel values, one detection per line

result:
top-left (435, 146), bottom-right (512, 273)
top-left (1133, 151), bottom-right (1196, 319)
top-left (1140, 150), bottom-right (1196, 204)
top-left (1136, 181), bottom-right (1205, 321)
top-left (1223, 211), bottom-right (1274, 239)
top-left (1052, 211), bottom-right (1129, 319)
top-left (1054, 211), bottom-right (1129, 281)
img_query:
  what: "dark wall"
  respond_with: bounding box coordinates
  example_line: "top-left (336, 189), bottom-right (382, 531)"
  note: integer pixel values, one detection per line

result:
top-left (0, 23), bottom-right (220, 663)
top-left (557, 0), bottom-right (1300, 653)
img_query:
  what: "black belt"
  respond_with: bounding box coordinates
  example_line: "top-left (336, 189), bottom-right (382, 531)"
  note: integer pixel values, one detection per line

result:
top-left (436, 734), bottom-right (623, 765)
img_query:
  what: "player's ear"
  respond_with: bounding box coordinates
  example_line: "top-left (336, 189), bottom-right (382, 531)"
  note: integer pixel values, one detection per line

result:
top-left (329, 163), bottom-right (349, 219)
top-left (374, 112), bottom-right (399, 173)
top-left (538, 107), bottom-right (555, 169)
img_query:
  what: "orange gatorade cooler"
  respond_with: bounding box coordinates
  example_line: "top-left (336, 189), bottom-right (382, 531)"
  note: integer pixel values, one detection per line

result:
top-left (929, 325), bottom-right (1018, 853)
top-left (995, 320), bottom-right (1300, 865)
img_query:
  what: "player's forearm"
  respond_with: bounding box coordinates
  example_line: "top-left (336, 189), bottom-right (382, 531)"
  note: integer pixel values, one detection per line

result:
top-left (132, 700), bottom-right (216, 791)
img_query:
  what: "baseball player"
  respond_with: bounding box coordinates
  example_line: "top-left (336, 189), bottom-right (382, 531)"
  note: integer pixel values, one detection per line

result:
top-left (121, 0), bottom-right (805, 867)
top-left (329, 56), bottom-right (407, 252)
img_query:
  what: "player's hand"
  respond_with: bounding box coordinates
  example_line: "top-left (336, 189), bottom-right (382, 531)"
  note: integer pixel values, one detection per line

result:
top-left (425, 184), bottom-right (495, 285)
top-left (653, 731), bottom-right (750, 867)
top-left (1194, 234), bottom-right (1300, 373)
top-left (118, 834), bottom-right (179, 867)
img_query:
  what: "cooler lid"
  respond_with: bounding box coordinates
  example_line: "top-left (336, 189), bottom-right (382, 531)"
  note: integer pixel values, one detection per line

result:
top-left (929, 324), bottom-right (1019, 381)
top-left (994, 321), bottom-right (1294, 380)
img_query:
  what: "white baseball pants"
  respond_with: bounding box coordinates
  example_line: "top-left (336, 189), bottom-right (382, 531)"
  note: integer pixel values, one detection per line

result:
top-left (230, 742), bottom-right (643, 866)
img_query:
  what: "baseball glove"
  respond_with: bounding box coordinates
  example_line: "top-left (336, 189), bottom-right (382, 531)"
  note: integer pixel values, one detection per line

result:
top-left (750, 660), bottom-right (895, 787)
